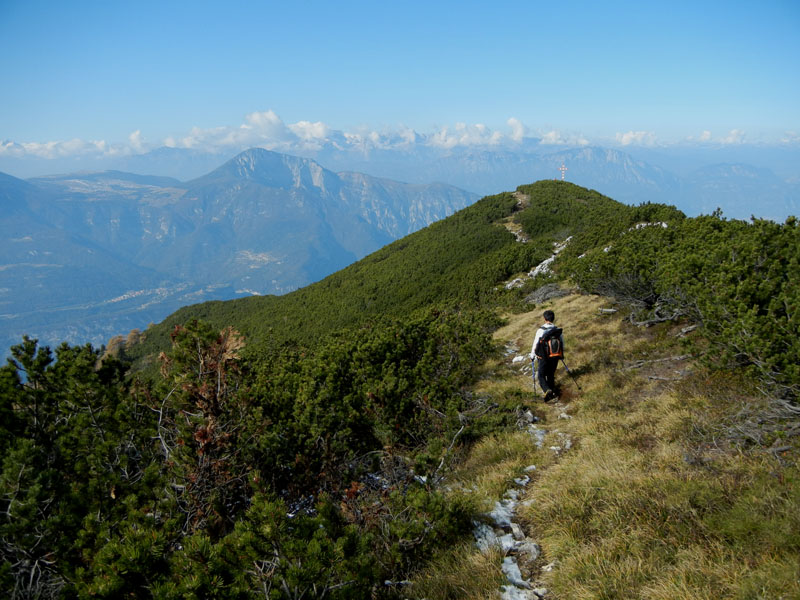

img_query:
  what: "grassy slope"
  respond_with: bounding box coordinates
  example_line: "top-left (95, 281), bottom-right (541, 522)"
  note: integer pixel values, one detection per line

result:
top-left (125, 189), bottom-right (539, 366)
top-left (412, 292), bottom-right (800, 599)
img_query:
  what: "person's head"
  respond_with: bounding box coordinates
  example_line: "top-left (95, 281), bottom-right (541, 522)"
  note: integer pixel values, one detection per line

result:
top-left (543, 310), bottom-right (555, 323)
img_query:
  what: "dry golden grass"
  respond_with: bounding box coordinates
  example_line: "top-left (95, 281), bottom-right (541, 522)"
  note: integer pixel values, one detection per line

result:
top-left (410, 543), bottom-right (506, 600)
top-left (409, 290), bottom-right (800, 599)
top-left (447, 429), bottom-right (561, 511)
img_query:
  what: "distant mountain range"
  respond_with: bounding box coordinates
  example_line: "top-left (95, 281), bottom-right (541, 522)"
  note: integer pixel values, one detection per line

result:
top-left (310, 144), bottom-right (799, 220)
top-left (0, 149), bottom-right (477, 353)
top-left (4, 138), bottom-right (797, 221)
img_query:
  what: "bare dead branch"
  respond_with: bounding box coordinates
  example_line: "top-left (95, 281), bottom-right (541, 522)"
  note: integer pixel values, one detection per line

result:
top-left (623, 355), bottom-right (692, 370)
top-left (431, 425), bottom-right (466, 485)
top-left (676, 324), bottom-right (699, 337)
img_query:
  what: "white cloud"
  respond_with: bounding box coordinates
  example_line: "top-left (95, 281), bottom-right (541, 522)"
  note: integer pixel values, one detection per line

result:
top-left (686, 130), bottom-right (713, 142)
top-left (507, 117), bottom-right (526, 142)
top-left (163, 112), bottom-right (335, 153)
top-left (0, 138), bottom-right (120, 159)
top-left (4, 116), bottom-right (534, 159)
top-left (684, 129), bottom-right (753, 145)
top-left (427, 128), bottom-right (459, 149)
top-left (541, 130), bottom-right (566, 145)
top-left (288, 120), bottom-right (331, 147)
top-left (0, 141), bottom-right (24, 157)
top-left (342, 125), bottom-right (421, 152)
top-left (684, 130), bottom-right (713, 143)
top-left (721, 129), bottom-right (746, 144)
top-left (2, 112), bottom-right (593, 161)
top-left (243, 110), bottom-right (292, 139)
top-left (393, 126), bottom-right (419, 147)
top-left (166, 121), bottom-right (273, 152)
top-left (163, 110), bottom-right (301, 152)
top-left (427, 122), bottom-right (504, 149)
top-left (171, 126), bottom-right (218, 149)
top-left (129, 130), bottom-right (145, 151)
top-left (615, 130), bottom-right (657, 146)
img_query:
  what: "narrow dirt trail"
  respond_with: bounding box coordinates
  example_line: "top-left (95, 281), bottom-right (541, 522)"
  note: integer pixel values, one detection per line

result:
top-left (499, 191), bottom-right (531, 243)
top-left (471, 291), bottom-right (696, 598)
top-left (467, 293), bottom-right (607, 598)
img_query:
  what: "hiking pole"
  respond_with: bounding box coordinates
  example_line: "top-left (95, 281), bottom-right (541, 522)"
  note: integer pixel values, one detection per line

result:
top-left (560, 358), bottom-right (582, 391)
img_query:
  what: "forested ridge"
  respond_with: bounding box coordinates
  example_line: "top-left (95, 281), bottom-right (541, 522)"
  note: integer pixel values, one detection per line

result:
top-left (2, 181), bottom-right (798, 598)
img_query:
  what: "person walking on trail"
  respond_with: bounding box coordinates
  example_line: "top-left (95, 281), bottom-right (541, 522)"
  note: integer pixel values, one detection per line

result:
top-left (530, 310), bottom-right (564, 401)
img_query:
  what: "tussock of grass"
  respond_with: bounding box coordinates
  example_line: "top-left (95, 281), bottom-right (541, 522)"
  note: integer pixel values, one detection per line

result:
top-left (410, 543), bottom-right (506, 600)
top-left (409, 290), bottom-right (800, 598)
top-left (449, 430), bottom-right (553, 508)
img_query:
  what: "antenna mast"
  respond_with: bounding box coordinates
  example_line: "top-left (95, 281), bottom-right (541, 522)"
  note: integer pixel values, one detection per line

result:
top-left (559, 162), bottom-right (568, 181)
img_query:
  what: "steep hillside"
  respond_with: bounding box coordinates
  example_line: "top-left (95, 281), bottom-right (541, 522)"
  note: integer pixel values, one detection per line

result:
top-left (126, 187), bottom-right (544, 362)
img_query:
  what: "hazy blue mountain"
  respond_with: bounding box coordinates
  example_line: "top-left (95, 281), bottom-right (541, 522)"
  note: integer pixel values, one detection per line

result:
top-left (0, 150), bottom-right (478, 352)
top-left (129, 149), bottom-right (478, 290)
top-left (430, 146), bottom-right (682, 205)
top-left (325, 141), bottom-right (799, 220)
top-left (298, 142), bottom-right (797, 219)
top-left (682, 163), bottom-right (800, 221)
top-left (624, 144), bottom-right (800, 181)
top-left (9, 139), bottom-right (795, 220)
top-left (0, 172), bottom-right (187, 353)
top-left (26, 171), bottom-right (193, 267)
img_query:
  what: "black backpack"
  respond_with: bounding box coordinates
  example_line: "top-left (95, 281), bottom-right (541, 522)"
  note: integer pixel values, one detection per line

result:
top-left (535, 326), bottom-right (563, 360)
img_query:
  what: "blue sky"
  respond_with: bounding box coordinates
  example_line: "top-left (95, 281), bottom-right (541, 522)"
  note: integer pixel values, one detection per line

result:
top-left (1, 0), bottom-right (799, 158)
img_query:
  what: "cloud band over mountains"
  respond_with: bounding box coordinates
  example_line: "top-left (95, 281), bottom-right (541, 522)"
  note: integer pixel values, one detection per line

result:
top-left (1, 110), bottom-right (789, 162)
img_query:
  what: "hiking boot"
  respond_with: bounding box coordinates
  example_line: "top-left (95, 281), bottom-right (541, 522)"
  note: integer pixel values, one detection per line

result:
top-left (543, 390), bottom-right (554, 402)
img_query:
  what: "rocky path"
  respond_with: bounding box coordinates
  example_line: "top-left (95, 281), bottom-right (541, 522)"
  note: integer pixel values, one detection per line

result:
top-left (470, 295), bottom-right (697, 599)
top-left (473, 342), bottom-right (574, 599)
top-left (500, 192), bottom-right (530, 243)
top-left (500, 191), bottom-right (573, 293)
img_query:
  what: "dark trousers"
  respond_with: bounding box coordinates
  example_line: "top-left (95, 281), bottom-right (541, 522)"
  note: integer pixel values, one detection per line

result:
top-left (537, 358), bottom-right (558, 394)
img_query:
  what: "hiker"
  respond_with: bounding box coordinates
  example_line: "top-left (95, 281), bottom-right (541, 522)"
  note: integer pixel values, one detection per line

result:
top-left (530, 310), bottom-right (564, 401)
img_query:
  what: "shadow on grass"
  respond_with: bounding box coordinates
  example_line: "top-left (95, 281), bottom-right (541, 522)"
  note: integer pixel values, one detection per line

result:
top-left (559, 361), bottom-right (593, 378)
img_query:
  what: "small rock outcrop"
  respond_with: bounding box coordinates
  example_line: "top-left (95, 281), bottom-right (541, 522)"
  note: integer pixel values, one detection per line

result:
top-left (524, 283), bottom-right (570, 305)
